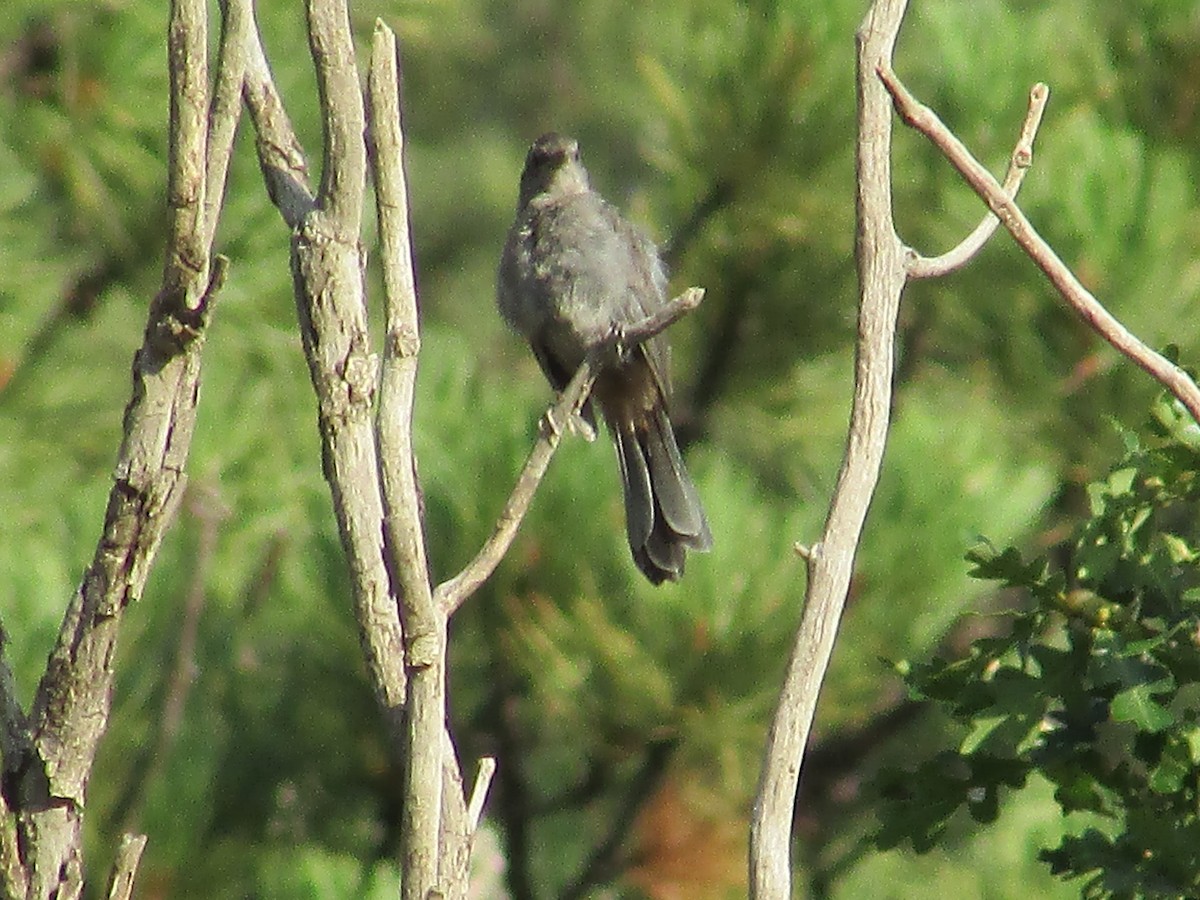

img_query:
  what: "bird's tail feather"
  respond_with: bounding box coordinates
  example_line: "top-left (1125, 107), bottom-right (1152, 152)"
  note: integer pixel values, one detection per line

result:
top-left (614, 408), bottom-right (711, 584)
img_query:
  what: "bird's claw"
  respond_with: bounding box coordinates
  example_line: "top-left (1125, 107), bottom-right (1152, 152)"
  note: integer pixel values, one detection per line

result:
top-left (603, 323), bottom-right (630, 366)
top-left (540, 407), bottom-right (563, 439)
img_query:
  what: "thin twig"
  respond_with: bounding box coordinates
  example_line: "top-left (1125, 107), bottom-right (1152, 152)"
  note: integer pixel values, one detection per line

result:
top-left (611, 287), bottom-right (704, 357)
top-left (466, 757), bottom-right (498, 834)
top-left (878, 62), bottom-right (1200, 423)
top-left (435, 287), bottom-right (704, 614)
top-left (234, 0), bottom-right (314, 223)
top-left (907, 83), bottom-right (1049, 279)
top-left (436, 358), bottom-right (596, 614)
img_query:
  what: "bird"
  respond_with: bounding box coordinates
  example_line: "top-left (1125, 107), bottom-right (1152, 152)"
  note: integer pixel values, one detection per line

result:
top-left (497, 132), bottom-right (712, 583)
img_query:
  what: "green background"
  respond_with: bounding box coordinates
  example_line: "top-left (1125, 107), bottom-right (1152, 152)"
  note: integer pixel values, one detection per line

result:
top-left (2, 0), bottom-right (1199, 896)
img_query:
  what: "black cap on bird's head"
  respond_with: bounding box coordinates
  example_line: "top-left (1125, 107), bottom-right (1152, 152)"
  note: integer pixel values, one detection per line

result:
top-left (518, 132), bottom-right (590, 209)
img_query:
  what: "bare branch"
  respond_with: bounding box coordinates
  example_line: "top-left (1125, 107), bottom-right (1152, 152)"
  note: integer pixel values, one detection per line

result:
top-left (162, 0), bottom-right (210, 309)
top-left (435, 357), bottom-right (596, 614)
top-left (438, 740), bottom-right (471, 896)
top-left (610, 287), bottom-right (704, 359)
top-left (306, 0), bottom-right (365, 230)
top-left (751, 7), bottom-right (1200, 897)
top-left (33, 0), bottom-right (220, 814)
top-left (203, 0), bottom-right (251, 247)
top-left (907, 83), bottom-right (1049, 279)
top-left (235, 0), bottom-right (314, 223)
top-left (5, 0), bottom-right (234, 892)
top-left (435, 287), bottom-right (705, 614)
top-left (750, 0), bottom-right (910, 896)
top-left (363, 22), bottom-right (444, 899)
top-left (104, 833), bottom-right (148, 900)
top-left (247, 0), bottom-right (408, 762)
top-left (879, 63), bottom-right (1200, 424)
top-left (367, 18), bottom-right (423, 686)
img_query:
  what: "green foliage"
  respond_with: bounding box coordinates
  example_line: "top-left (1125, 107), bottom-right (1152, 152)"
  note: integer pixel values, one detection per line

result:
top-left (840, 772), bottom-right (1079, 900)
top-left (877, 397), bottom-right (1200, 898)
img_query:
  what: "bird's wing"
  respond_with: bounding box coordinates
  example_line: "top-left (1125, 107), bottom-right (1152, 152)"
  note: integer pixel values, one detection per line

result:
top-left (601, 203), bottom-right (674, 402)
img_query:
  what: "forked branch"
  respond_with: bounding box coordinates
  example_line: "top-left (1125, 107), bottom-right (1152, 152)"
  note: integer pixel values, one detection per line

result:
top-left (879, 62), bottom-right (1200, 423)
top-left (907, 83), bottom-right (1049, 278)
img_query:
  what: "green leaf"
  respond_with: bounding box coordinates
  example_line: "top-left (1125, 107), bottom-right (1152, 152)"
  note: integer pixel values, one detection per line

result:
top-left (1184, 724), bottom-right (1200, 764)
top-left (960, 713), bottom-right (1009, 755)
top-left (1148, 737), bottom-right (1190, 794)
top-left (1110, 682), bottom-right (1175, 733)
top-left (1160, 532), bottom-right (1197, 564)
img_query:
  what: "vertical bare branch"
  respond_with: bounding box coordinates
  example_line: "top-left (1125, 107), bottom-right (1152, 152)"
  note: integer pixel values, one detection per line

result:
top-left (243, 0), bottom-right (409, 760)
top-left (750, 0), bottom-right (909, 895)
top-left (235, 0), bottom-right (314, 222)
top-left (364, 21), bottom-right (445, 899)
top-left (365, 21), bottom-right (422, 705)
top-left (0, 0), bottom-right (242, 892)
top-left (437, 741), bottom-right (471, 897)
top-left (163, 0), bottom-right (210, 306)
top-left (204, 0), bottom-right (252, 246)
top-left (751, 2), bottom-right (1186, 895)
top-left (306, 0), bottom-right (365, 231)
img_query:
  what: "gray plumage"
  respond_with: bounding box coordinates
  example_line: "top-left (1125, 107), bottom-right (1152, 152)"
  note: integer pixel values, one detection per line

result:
top-left (497, 133), bottom-right (712, 583)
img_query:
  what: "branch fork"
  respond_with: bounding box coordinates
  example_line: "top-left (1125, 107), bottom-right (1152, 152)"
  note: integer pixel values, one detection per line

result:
top-left (242, 9), bottom-right (708, 896)
top-left (754, 2), bottom-right (1200, 898)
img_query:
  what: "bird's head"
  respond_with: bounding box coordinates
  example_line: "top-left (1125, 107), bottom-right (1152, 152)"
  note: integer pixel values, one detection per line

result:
top-left (517, 132), bottom-right (590, 209)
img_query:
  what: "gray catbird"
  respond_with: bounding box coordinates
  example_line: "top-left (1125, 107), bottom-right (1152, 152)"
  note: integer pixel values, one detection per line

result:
top-left (497, 133), bottom-right (712, 583)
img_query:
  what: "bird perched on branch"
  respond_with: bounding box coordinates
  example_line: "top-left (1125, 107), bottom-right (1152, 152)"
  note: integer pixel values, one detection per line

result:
top-left (497, 133), bottom-right (712, 583)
